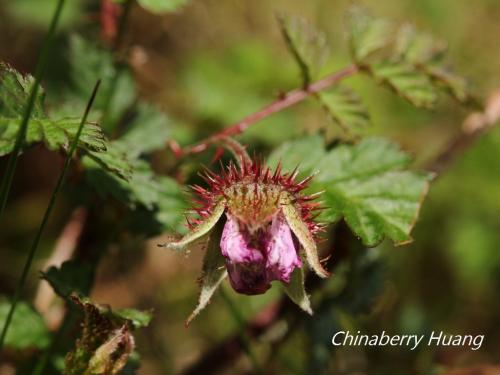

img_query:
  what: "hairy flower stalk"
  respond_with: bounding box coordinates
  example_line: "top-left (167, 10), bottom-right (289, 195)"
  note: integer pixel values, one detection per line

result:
top-left (160, 158), bottom-right (329, 321)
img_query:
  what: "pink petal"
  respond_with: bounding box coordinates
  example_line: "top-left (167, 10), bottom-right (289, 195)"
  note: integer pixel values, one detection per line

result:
top-left (265, 213), bottom-right (302, 283)
top-left (220, 214), bottom-right (270, 295)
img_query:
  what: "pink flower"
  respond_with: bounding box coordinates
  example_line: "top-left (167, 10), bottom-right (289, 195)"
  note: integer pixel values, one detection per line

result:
top-left (160, 158), bottom-right (329, 321)
top-left (221, 213), bottom-right (301, 294)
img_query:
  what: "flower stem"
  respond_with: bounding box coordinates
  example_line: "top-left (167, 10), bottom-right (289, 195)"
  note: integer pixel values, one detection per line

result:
top-left (182, 64), bottom-right (359, 156)
top-left (0, 0), bottom-right (66, 218)
top-left (0, 80), bottom-right (101, 353)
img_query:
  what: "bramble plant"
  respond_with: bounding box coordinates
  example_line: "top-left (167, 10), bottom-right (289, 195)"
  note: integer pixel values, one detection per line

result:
top-left (0, 1), bottom-right (498, 374)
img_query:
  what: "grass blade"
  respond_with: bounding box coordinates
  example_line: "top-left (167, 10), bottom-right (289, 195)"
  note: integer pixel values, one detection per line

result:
top-left (0, 0), bottom-right (66, 217)
top-left (0, 80), bottom-right (101, 353)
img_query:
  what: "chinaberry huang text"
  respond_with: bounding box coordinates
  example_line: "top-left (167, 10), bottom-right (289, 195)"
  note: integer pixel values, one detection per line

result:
top-left (331, 331), bottom-right (484, 351)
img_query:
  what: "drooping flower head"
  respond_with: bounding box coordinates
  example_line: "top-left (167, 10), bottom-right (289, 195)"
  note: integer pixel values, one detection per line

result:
top-left (160, 157), bottom-right (329, 320)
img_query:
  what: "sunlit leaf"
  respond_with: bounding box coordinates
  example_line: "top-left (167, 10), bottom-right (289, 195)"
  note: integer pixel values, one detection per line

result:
top-left (0, 118), bottom-right (107, 156)
top-left (268, 136), bottom-right (431, 246)
top-left (0, 62), bottom-right (110, 157)
top-left (0, 62), bottom-right (135, 185)
top-left (0, 300), bottom-right (50, 350)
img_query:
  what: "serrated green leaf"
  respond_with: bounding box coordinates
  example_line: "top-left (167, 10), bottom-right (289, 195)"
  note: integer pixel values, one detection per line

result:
top-left (186, 222), bottom-right (227, 325)
top-left (268, 136), bottom-right (431, 247)
top-left (0, 62), bottom-right (45, 117)
top-left (369, 62), bottom-right (438, 108)
top-left (0, 62), bottom-right (123, 184)
top-left (283, 266), bottom-right (312, 315)
top-left (322, 169), bottom-right (430, 246)
top-left (317, 138), bottom-right (430, 246)
top-left (137, 0), bottom-right (189, 14)
top-left (315, 137), bottom-right (412, 182)
top-left (42, 260), bottom-right (93, 299)
top-left (347, 5), bottom-right (392, 62)
top-left (0, 118), bottom-right (107, 156)
top-left (0, 299), bottom-right (50, 350)
top-left (318, 86), bottom-right (370, 133)
top-left (278, 14), bottom-right (330, 85)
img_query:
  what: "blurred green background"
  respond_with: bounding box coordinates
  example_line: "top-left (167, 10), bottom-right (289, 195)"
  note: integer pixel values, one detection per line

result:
top-left (0, 0), bottom-right (499, 374)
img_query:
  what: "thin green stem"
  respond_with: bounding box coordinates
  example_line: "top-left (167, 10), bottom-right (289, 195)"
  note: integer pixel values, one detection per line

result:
top-left (219, 287), bottom-right (264, 375)
top-left (0, 81), bottom-right (101, 353)
top-left (0, 0), bottom-right (66, 217)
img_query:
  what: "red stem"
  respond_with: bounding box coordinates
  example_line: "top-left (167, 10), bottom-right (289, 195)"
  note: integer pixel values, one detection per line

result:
top-left (183, 64), bottom-right (359, 155)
